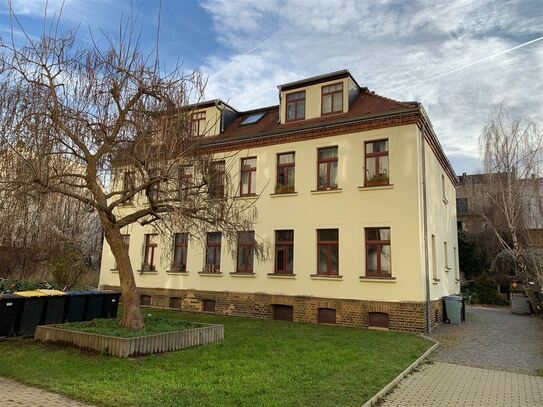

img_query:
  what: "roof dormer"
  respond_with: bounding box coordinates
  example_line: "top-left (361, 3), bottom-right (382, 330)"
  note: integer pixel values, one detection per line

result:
top-left (186, 100), bottom-right (238, 137)
top-left (277, 70), bottom-right (361, 124)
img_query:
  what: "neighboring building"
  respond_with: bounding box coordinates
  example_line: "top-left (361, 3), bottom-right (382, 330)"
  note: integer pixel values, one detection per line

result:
top-left (456, 173), bottom-right (543, 249)
top-left (99, 70), bottom-right (459, 333)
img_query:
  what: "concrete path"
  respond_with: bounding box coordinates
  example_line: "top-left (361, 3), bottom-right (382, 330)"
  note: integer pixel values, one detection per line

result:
top-left (0, 376), bottom-right (94, 407)
top-left (381, 306), bottom-right (543, 406)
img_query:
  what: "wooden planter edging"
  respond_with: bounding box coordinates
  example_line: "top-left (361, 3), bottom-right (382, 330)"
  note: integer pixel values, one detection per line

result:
top-left (34, 323), bottom-right (224, 358)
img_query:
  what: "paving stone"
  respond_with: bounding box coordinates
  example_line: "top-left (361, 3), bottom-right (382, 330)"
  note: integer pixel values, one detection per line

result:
top-left (381, 306), bottom-right (543, 406)
top-left (431, 306), bottom-right (543, 375)
top-left (0, 376), bottom-right (94, 407)
top-left (381, 362), bottom-right (543, 407)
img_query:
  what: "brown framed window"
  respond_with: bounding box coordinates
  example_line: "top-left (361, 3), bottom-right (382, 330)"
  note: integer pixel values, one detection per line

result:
top-left (122, 172), bottom-right (135, 203)
top-left (365, 140), bottom-right (389, 186)
top-left (205, 232), bottom-right (222, 273)
top-left (143, 234), bottom-right (158, 271)
top-left (236, 231), bottom-right (255, 273)
top-left (322, 82), bottom-right (343, 115)
top-left (178, 165), bottom-right (193, 199)
top-left (365, 228), bottom-right (391, 277)
top-left (140, 295), bottom-right (151, 306)
top-left (209, 160), bottom-right (225, 199)
top-left (317, 308), bottom-right (336, 324)
top-left (273, 304), bottom-right (293, 321)
top-left (113, 234), bottom-right (130, 270)
top-left (317, 229), bottom-right (339, 275)
top-left (169, 297), bottom-right (182, 309)
top-left (275, 230), bottom-right (294, 274)
top-left (368, 312), bottom-right (389, 329)
top-left (173, 233), bottom-right (189, 271)
top-left (203, 299), bottom-right (216, 312)
top-left (276, 152), bottom-right (295, 194)
top-left (317, 147), bottom-right (338, 189)
top-left (286, 91), bottom-right (305, 122)
top-left (192, 111), bottom-right (206, 135)
top-left (240, 157), bottom-right (257, 196)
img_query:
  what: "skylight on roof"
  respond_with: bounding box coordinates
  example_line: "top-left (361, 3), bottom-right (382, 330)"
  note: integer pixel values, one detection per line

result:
top-left (241, 112), bottom-right (266, 125)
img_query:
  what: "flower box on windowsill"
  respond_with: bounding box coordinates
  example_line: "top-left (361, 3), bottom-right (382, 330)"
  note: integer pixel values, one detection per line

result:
top-left (274, 185), bottom-right (296, 194)
top-left (138, 264), bottom-right (157, 273)
top-left (366, 174), bottom-right (389, 186)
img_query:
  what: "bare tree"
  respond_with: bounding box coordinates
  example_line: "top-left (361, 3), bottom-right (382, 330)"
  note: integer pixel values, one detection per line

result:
top-left (0, 174), bottom-right (103, 281)
top-left (0, 9), bottom-right (261, 329)
top-left (467, 104), bottom-right (543, 312)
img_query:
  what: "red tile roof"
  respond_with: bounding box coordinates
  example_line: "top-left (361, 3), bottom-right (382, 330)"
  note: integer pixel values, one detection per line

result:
top-left (204, 89), bottom-right (418, 146)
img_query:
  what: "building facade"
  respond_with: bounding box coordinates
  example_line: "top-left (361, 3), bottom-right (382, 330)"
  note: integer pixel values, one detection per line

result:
top-left (99, 70), bottom-right (459, 332)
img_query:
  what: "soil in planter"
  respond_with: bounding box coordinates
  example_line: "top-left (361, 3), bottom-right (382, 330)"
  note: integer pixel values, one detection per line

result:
top-left (62, 315), bottom-right (204, 338)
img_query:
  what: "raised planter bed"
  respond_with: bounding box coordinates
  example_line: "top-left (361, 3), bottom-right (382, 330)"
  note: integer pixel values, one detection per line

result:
top-left (35, 322), bottom-right (224, 357)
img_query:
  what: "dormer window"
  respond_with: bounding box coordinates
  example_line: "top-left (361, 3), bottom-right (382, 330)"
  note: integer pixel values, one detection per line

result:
top-left (286, 91), bottom-right (305, 122)
top-left (322, 83), bottom-right (343, 115)
top-left (191, 111), bottom-right (206, 135)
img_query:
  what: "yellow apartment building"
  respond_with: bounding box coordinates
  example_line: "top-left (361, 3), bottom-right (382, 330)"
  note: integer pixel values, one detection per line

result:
top-left (99, 70), bottom-right (459, 332)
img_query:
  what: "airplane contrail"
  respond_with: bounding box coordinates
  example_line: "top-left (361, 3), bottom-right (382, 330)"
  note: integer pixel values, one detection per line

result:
top-left (431, 36), bottom-right (543, 80)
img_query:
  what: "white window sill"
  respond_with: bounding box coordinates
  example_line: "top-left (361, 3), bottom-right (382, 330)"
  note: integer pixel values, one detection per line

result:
top-left (166, 270), bottom-right (189, 275)
top-left (229, 272), bottom-right (256, 277)
top-left (310, 274), bottom-right (343, 280)
top-left (198, 272), bottom-right (223, 277)
top-left (270, 192), bottom-right (298, 198)
top-left (267, 273), bottom-right (296, 279)
top-left (310, 188), bottom-right (342, 195)
top-left (235, 194), bottom-right (258, 200)
top-left (137, 270), bottom-right (159, 274)
top-left (359, 276), bottom-right (396, 282)
top-left (357, 184), bottom-right (394, 191)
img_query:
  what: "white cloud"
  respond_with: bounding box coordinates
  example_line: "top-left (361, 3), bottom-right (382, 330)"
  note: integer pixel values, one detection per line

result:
top-left (200, 0), bottom-right (543, 173)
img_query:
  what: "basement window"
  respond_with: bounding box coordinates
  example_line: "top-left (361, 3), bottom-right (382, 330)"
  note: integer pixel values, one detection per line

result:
top-left (240, 112), bottom-right (266, 125)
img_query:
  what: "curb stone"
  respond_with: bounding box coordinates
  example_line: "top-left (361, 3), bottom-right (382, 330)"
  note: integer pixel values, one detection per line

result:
top-left (362, 335), bottom-right (439, 407)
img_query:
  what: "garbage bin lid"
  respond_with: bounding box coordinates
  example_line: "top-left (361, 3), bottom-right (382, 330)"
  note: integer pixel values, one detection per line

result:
top-left (442, 295), bottom-right (463, 300)
top-left (0, 293), bottom-right (23, 300)
top-left (37, 289), bottom-right (67, 296)
top-left (15, 290), bottom-right (47, 297)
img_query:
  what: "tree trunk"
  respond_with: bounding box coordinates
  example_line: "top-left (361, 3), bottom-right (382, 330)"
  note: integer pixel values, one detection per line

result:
top-left (103, 224), bottom-right (144, 330)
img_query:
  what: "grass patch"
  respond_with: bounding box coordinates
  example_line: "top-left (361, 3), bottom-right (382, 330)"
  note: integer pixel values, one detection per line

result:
top-left (0, 307), bottom-right (432, 407)
top-left (61, 315), bottom-right (203, 338)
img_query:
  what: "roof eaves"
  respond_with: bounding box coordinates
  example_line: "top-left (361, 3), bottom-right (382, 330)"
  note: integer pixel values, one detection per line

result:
top-left (277, 69), bottom-right (354, 91)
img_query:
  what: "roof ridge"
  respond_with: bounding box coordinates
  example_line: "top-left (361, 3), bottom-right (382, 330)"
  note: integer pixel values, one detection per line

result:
top-left (364, 89), bottom-right (416, 109)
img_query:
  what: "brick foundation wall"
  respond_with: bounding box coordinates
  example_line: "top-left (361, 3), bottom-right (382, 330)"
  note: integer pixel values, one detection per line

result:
top-left (102, 285), bottom-right (443, 333)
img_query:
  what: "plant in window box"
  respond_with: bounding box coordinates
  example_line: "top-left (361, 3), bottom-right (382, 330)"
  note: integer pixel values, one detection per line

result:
top-left (366, 173), bottom-right (389, 186)
top-left (205, 264), bottom-right (220, 274)
top-left (275, 184), bottom-right (295, 194)
top-left (170, 263), bottom-right (185, 273)
top-left (141, 263), bottom-right (152, 273)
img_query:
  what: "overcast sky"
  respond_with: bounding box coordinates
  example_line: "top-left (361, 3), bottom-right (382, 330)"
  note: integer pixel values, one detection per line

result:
top-left (1, 0), bottom-right (541, 174)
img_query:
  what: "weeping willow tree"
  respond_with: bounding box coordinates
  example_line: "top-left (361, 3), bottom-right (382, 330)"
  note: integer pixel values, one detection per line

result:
top-left (0, 7), bottom-right (261, 329)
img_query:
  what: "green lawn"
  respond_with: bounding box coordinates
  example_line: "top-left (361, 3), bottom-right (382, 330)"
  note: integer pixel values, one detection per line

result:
top-left (0, 308), bottom-right (431, 407)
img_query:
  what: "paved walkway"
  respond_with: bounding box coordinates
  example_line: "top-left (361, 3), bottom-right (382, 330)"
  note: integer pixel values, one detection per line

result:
top-left (381, 306), bottom-right (543, 406)
top-left (0, 376), bottom-right (94, 407)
